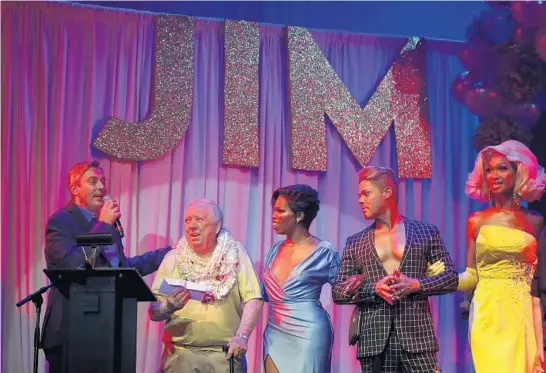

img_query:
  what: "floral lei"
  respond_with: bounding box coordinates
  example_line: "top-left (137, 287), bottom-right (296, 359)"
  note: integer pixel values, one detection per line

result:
top-left (174, 228), bottom-right (240, 300)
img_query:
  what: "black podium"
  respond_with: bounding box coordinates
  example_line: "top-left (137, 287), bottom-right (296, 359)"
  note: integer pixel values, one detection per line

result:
top-left (44, 267), bottom-right (156, 373)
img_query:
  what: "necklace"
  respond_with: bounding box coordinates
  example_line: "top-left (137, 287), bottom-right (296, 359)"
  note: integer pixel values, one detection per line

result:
top-left (174, 229), bottom-right (240, 300)
top-left (285, 235), bottom-right (314, 247)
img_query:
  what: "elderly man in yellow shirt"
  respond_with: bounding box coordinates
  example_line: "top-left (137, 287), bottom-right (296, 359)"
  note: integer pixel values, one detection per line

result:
top-left (149, 198), bottom-right (264, 373)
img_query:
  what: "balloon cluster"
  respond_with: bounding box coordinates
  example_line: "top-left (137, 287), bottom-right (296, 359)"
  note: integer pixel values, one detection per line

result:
top-left (452, 1), bottom-right (546, 150)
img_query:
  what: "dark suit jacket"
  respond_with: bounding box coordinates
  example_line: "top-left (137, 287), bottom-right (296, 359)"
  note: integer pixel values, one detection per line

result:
top-left (41, 201), bottom-right (171, 350)
top-left (531, 228), bottom-right (546, 311)
top-left (332, 216), bottom-right (458, 359)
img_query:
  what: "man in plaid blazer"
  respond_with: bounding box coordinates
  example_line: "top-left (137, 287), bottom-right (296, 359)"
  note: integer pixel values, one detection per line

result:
top-left (332, 166), bottom-right (458, 373)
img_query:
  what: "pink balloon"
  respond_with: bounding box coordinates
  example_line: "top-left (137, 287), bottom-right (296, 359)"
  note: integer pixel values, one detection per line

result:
top-left (536, 27), bottom-right (546, 61)
top-left (513, 26), bottom-right (536, 45)
top-left (465, 88), bottom-right (503, 117)
top-left (452, 71), bottom-right (476, 103)
top-left (512, 1), bottom-right (546, 27)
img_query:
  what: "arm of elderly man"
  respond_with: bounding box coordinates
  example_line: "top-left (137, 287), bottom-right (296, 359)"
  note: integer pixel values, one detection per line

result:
top-left (148, 241), bottom-right (263, 358)
top-left (226, 245), bottom-right (264, 358)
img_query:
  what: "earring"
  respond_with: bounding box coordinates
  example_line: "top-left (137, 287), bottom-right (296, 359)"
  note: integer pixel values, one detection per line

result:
top-left (488, 190), bottom-right (494, 207)
top-left (296, 218), bottom-right (302, 223)
top-left (513, 192), bottom-right (521, 208)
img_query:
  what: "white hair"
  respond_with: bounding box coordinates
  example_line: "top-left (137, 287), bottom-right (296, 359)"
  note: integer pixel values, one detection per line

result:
top-left (186, 198), bottom-right (224, 228)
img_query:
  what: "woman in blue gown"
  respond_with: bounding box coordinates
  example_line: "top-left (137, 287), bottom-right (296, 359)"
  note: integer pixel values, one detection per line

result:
top-left (262, 184), bottom-right (341, 373)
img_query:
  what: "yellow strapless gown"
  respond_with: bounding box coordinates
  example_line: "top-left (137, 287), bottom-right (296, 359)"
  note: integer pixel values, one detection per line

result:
top-left (470, 225), bottom-right (538, 373)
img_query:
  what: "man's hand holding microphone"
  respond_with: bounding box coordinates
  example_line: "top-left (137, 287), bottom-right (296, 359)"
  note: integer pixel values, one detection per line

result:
top-left (100, 195), bottom-right (124, 238)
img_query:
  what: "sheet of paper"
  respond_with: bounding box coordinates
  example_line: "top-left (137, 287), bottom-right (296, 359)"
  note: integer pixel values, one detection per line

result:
top-left (158, 278), bottom-right (211, 301)
top-left (165, 278), bottom-right (212, 292)
top-left (158, 279), bottom-right (178, 296)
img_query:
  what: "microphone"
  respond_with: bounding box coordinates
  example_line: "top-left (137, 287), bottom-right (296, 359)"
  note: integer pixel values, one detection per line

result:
top-left (103, 194), bottom-right (125, 238)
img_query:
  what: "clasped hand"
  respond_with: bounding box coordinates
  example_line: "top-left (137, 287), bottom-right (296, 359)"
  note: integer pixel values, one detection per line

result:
top-left (374, 271), bottom-right (421, 305)
top-left (342, 274), bottom-right (365, 300)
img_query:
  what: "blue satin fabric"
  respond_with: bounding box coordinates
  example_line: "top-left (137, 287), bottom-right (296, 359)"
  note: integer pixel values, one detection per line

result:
top-left (262, 240), bottom-right (340, 373)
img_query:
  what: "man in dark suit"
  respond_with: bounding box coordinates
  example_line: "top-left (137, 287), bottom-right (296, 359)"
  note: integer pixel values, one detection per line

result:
top-left (531, 228), bottom-right (546, 340)
top-left (42, 160), bottom-right (172, 373)
top-left (332, 166), bottom-right (458, 373)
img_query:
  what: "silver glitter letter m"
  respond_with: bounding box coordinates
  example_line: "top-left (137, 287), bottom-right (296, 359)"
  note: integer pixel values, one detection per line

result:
top-left (287, 28), bottom-right (431, 178)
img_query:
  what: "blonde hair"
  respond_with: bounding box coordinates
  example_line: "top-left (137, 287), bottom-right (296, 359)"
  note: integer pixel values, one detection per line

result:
top-left (466, 140), bottom-right (546, 203)
top-left (358, 166), bottom-right (398, 202)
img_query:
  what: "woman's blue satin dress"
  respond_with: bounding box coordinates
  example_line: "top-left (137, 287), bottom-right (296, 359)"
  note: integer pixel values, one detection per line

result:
top-left (262, 240), bottom-right (341, 373)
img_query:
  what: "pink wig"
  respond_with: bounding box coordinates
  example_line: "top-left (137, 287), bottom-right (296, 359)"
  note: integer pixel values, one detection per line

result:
top-left (465, 140), bottom-right (546, 203)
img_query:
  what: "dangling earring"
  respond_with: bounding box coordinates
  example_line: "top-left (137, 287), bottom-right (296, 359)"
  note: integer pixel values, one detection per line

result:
top-left (296, 218), bottom-right (302, 223)
top-left (488, 190), bottom-right (495, 207)
top-left (513, 192), bottom-right (521, 208)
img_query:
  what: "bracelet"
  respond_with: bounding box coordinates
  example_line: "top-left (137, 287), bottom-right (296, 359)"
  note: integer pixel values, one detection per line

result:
top-left (238, 333), bottom-right (249, 342)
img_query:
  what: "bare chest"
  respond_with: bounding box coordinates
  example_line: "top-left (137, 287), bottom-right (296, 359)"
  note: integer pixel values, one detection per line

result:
top-left (374, 227), bottom-right (406, 264)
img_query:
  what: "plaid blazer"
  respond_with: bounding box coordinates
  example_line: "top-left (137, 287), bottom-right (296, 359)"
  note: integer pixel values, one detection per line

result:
top-left (332, 216), bottom-right (458, 359)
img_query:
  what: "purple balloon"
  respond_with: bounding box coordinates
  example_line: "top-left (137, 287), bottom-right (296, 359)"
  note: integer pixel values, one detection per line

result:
top-left (465, 87), bottom-right (503, 117)
top-left (466, 19), bottom-right (487, 43)
top-left (482, 8), bottom-right (515, 45)
top-left (508, 103), bottom-right (542, 128)
top-left (484, 1), bottom-right (511, 9)
top-left (495, 52), bottom-right (518, 73)
top-left (458, 42), bottom-right (496, 72)
top-left (534, 90), bottom-right (546, 110)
